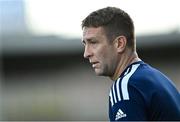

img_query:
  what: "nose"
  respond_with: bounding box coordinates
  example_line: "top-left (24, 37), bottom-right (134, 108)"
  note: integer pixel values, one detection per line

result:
top-left (83, 45), bottom-right (92, 59)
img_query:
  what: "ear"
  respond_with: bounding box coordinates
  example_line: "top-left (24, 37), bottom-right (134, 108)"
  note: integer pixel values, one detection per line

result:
top-left (114, 35), bottom-right (127, 53)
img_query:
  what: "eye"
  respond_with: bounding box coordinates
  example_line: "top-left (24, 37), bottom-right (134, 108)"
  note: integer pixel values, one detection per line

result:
top-left (82, 38), bottom-right (98, 46)
top-left (90, 41), bottom-right (96, 44)
top-left (89, 39), bottom-right (98, 44)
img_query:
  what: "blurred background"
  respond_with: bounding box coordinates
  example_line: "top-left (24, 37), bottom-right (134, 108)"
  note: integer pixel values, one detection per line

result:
top-left (0, 0), bottom-right (180, 120)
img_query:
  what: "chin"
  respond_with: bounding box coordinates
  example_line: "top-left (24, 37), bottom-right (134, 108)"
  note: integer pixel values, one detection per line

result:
top-left (95, 71), bottom-right (111, 78)
top-left (95, 69), bottom-right (107, 76)
top-left (95, 72), bottom-right (103, 76)
top-left (95, 69), bottom-right (103, 76)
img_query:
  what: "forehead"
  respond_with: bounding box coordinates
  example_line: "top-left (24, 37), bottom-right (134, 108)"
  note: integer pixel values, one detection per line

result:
top-left (83, 27), bottom-right (105, 39)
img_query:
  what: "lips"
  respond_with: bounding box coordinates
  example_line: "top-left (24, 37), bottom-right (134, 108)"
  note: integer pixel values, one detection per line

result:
top-left (90, 61), bottom-right (99, 68)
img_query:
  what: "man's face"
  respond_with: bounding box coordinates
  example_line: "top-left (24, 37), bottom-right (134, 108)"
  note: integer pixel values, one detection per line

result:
top-left (82, 27), bottom-right (118, 77)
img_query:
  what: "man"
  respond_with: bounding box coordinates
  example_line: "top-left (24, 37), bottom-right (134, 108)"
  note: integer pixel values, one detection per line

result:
top-left (81, 7), bottom-right (180, 121)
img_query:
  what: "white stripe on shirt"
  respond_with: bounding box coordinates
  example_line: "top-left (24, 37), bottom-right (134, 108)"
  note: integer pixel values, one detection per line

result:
top-left (113, 82), bottom-right (117, 104)
top-left (116, 78), bottom-right (121, 101)
top-left (121, 64), bottom-right (140, 100)
top-left (109, 89), bottom-right (114, 106)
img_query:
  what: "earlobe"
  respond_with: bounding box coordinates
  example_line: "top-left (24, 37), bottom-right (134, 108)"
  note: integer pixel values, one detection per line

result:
top-left (115, 36), bottom-right (127, 53)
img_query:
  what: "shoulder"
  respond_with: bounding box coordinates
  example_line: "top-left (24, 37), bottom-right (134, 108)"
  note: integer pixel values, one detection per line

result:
top-left (129, 62), bottom-right (176, 92)
top-left (128, 62), bottom-right (164, 88)
top-left (117, 62), bottom-right (165, 105)
top-left (128, 62), bottom-right (180, 105)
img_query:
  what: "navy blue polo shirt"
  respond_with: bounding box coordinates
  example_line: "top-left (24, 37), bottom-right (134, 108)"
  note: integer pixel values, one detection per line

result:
top-left (109, 61), bottom-right (180, 121)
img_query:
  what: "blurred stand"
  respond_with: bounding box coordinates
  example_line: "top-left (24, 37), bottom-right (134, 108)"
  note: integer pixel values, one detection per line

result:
top-left (0, 0), bottom-right (180, 121)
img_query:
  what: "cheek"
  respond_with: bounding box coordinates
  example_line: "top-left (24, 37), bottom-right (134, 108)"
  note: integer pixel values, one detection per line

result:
top-left (95, 45), bottom-right (115, 64)
top-left (98, 48), bottom-right (108, 60)
top-left (105, 48), bottom-right (117, 67)
top-left (99, 48), bottom-right (113, 64)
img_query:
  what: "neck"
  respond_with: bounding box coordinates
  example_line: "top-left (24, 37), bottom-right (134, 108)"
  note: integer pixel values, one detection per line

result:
top-left (110, 50), bottom-right (141, 81)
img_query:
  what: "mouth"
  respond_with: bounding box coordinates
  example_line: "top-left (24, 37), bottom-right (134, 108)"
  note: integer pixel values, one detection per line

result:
top-left (90, 62), bottom-right (99, 68)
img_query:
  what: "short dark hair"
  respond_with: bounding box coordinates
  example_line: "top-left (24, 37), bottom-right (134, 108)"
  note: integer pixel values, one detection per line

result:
top-left (82, 7), bottom-right (135, 50)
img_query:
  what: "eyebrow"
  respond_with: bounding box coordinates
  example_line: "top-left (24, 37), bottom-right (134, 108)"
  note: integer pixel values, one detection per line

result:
top-left (82, 37), bottom-right (97, 44)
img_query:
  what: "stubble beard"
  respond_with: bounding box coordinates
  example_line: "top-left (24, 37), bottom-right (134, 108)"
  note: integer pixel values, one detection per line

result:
top-left (94, 65), bottom-right (112, 77)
